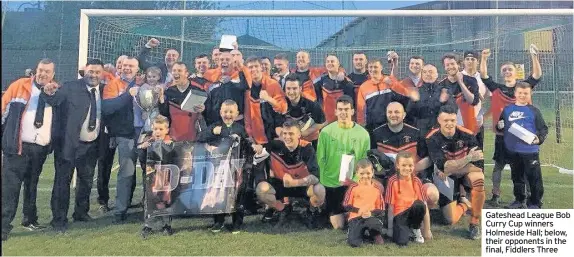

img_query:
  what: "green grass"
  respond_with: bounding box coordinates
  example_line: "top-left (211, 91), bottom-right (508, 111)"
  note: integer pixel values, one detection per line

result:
top-left (2, 157), bottom-right (572, 256)
top-left (2, 127), bottom-right (573, 255)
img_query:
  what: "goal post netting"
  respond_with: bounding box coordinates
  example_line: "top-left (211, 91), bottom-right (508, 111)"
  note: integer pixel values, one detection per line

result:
top-left (82, 9), bottom-right (573, 172)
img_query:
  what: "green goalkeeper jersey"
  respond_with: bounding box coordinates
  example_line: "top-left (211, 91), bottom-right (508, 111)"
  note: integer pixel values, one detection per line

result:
top-left (317, 122), bottom-right (370, 188)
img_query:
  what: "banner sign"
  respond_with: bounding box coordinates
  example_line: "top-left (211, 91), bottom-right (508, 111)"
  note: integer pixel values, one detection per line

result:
top-left (144, 140), bottom-right (245, 218)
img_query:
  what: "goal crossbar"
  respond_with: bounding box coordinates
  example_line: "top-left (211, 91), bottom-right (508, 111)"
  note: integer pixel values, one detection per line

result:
top-left (79, 8), bottom-right (574, 69)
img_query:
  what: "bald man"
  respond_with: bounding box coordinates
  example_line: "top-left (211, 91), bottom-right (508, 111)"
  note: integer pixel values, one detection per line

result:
top-left (408, 64), bottom-right (454, 136)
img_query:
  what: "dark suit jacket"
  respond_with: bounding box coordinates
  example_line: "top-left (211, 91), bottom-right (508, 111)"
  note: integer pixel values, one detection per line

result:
top-left (46, 79), bottom-right (104, 161)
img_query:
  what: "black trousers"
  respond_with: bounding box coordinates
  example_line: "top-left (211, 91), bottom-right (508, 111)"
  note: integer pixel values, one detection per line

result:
top-left (96, 131), bottom-right (117, 206)
top-left (393, 200), bottom-right (426, 246)
top-left (1, 143), bottom-right (50, 234)
top-left (347, 217), bottom-right (385, 247)
top-left (50, 140), bottom-right (98, 228)
top-left (508, 151), bottom-right (544, 207)
top-left (475, 126), bottom-right (484, 151)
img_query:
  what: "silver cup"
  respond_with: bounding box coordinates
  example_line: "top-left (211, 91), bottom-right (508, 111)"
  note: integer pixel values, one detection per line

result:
top-left (135, 85), bottom-right (160, 134)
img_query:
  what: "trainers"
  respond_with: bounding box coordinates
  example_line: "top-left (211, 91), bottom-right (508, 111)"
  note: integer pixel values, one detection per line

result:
top-left (506, 200), bottom-right (526, 209)
top-left (22, 222), bottom-right (46, 231)
top-left (304, 207), bottom-right (320, 229)
top-left (72, 214), bottom-right (93, 222)
top-left (527, 204), bottom-right (541, 209)
top-left (210, 222), bottom-right (225, 233)
top-left (141, 226), bottom-right (152, 239)
top-left (114, 213), bottom-right (128, 224)
top-left (162, 225), bottom-right (174, 236)
top-left (469, 224), bottom-right (480, 240)
top-left (275, 205), bottom-right (292, 228)
top-left (99, 204), bottom-right (111, 213)
top-left (412, 229), bottom-right (424, 243)
top-left (488, 195), bottom-right (501, 207)
top-left (261, 208), bottom-right (275, 222)
top-left (231, 211), bottom-right (244, 234)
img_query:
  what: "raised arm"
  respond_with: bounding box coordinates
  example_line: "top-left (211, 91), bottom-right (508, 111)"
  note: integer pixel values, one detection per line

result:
top-left (529, 44), bottom-right (542, 80)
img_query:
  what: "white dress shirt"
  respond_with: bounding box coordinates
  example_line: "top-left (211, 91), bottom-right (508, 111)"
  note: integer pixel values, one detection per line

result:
top-left (79, 85), bottom-right (101, 142)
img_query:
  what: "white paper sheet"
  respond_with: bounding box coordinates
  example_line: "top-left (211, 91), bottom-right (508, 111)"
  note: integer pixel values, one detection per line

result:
top-left (339, 154), bottom-right (355, 183)
top-left (509, 122), bottom-right (536, 144)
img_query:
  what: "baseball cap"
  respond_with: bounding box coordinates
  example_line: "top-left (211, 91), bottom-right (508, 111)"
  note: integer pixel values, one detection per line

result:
top-left (463, 50), bottom-right (479, 59)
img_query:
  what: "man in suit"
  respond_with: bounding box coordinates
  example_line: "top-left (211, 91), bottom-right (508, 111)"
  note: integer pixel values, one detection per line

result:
top-left (1, 59), bottom-right (60, 241)
top-left (43, 59), bottom-right (105, 233)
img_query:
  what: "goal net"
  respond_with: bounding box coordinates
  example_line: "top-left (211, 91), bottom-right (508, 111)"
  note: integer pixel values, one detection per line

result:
top-left (83, 10), bottom-right (573, 172)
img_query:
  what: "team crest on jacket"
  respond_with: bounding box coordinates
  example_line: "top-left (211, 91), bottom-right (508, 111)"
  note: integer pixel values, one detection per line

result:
top-left (457, 140), bottom-right (464, 148)
top-left (403, 135), bottom-right (411, 143)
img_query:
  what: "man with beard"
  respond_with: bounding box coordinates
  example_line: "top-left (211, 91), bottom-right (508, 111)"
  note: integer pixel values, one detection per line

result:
top-left (426, 105), bottom-right (485, 240)
top-left (356, 59), bottom-right (418, 131)
top-left (461, 51), bottom-right (490, 149)
top-left (158, 62), bottom-right (206, 142)
top-left (1, 59), bottom-right (60, 240)
top-left (293, 51), bottom-right (323, 101)
top-left (101, 57), bottom-right (140, 223)
top-left (279, 74), bottom-right (326, 149)
top-left (439, 53), bottom-right (480, 135)
top-left (480, 46), bottom-right (541, 206)
top-left (408, 64), bottom-right (453, 136)
top-left (400, 56), bottom-right (424, 88)
top-left (243, 57), bottom-right (287, 145)
top-left (211, 47), bottom-right (221, 69)
top-left (347, 52), bottom-right (369, 102)
top-left (203, 49), bottom-right (251, 126)
top-left (137, 38), bottom-right (180, 83)
top-left (260, 57), bottom-right (272, 76)
top-left (272, 53), bottom-right (291, 90)
top-left (42, 59), bottom-right (106, 233)
top-left (314, 54), bottom-right (356, 123)
top-left (317, 95), bottom-right (370, 229)
top-left (370, 102), bottom-right (439, 210)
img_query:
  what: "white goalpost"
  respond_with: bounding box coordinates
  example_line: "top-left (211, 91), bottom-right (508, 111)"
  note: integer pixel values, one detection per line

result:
top-left (77, 8), bottom-right (574, 70)
top-left (77, 8), bottom-right (574, 173)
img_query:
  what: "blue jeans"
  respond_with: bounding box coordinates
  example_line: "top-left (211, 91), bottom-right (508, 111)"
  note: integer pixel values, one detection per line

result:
top-left (113, 136), bottom-right (136, 216)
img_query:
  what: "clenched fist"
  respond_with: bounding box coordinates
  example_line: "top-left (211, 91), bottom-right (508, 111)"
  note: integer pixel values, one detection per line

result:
top-left (146, 38), bottom-right (160, 48)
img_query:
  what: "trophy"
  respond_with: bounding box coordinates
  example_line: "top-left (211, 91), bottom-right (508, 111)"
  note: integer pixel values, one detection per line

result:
top-left (135, 85), bottom-right (161, 135)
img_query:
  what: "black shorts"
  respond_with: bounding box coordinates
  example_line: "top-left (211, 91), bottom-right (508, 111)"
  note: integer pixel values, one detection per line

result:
top-left (268, 178), bottom-right (309, 199)
top-left (325, 186), bottom-right (348, 216)
top-left (493, 135), bottom-right (508, 165)
top-left (437, 176), bottom-right (468, 208)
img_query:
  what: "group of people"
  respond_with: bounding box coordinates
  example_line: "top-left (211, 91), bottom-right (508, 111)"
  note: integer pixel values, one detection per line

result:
top-left (1, 38), bottom-right (548, 248)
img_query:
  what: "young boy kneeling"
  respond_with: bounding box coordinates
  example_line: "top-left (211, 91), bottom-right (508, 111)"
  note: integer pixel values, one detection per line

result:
top-left (139, 115), bottom-right (175, 239)
top-left (386, 151), bottom-right (432, 246)
top-left (343, 159), bottom-right (386, 247)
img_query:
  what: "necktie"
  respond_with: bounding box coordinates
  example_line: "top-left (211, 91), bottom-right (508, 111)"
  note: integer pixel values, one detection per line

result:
top-left (88, 88), bottom-right (97, 131)
top-left (34, 83), bottom-right (46, 128)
